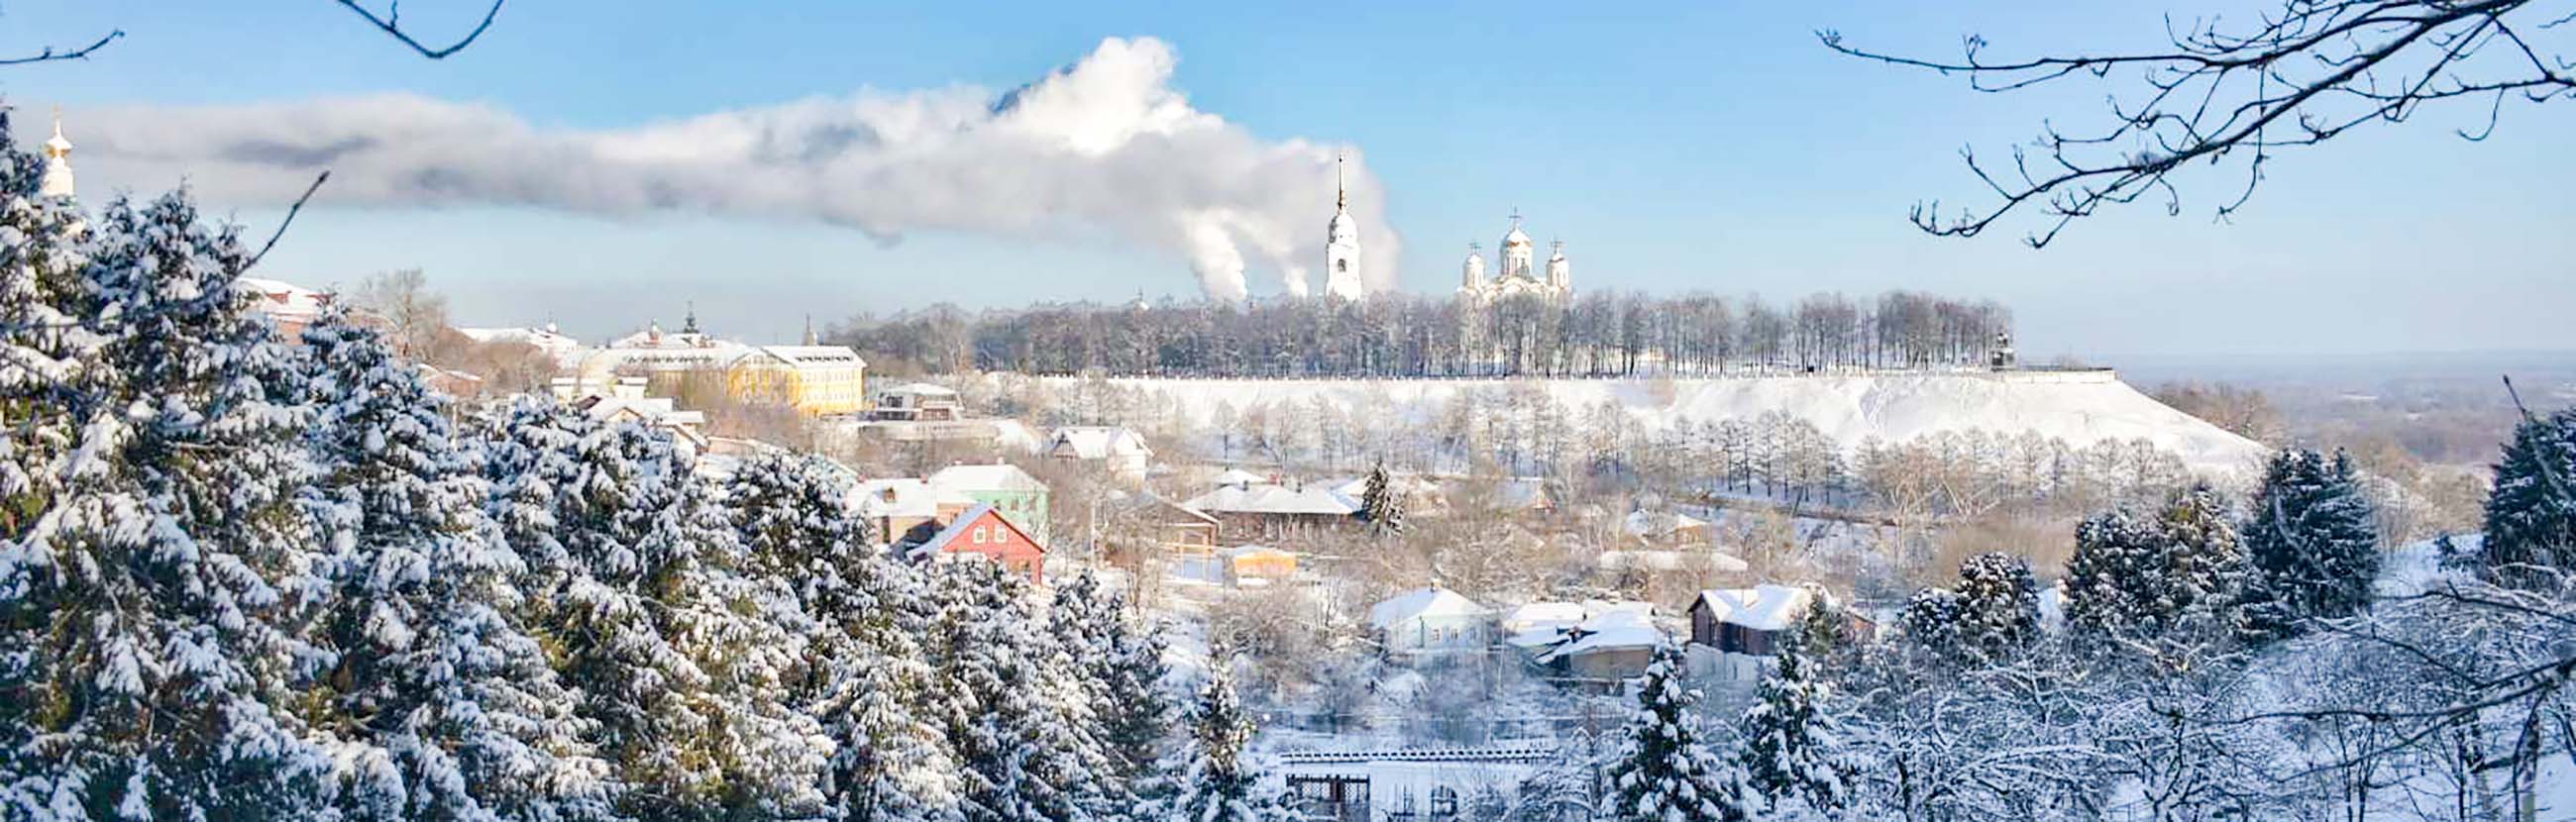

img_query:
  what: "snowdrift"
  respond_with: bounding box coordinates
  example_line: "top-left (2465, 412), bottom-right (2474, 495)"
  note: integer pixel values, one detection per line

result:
top-left (1071, 370), bottom-right (2267, 476)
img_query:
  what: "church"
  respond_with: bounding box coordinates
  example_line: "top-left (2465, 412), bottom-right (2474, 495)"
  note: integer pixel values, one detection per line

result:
top-left (1455, 212), bottom-right (1571, 301)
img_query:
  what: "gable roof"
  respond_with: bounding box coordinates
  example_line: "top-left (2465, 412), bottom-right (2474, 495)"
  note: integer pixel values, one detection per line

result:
top-left (913, 502), bottom-right (1044, 557)
top-left (1538, 609), bottom-right (1667, 662)
top-left (1621, 509), bottom-right (1710, 539)
top-left (1048, 426), bottom-right (1152, 460)
top-left (1370, 586), bottom-right (1488, 629)
top-left (1692, 584), bottom-right (1829, 632)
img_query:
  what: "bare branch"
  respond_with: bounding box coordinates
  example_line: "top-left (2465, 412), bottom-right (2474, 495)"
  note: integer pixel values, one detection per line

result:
top-left (1824, 0), bottom-right (2576, 248)
top-left (0, 29), bottom-right (123, 66)
top-left (334, 0), bottom-right (505, 59)
top-left (248, 171), bottom-right (332, 270)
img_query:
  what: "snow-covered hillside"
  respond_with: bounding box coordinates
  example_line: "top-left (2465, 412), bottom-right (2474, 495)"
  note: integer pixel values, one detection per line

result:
top-left (1064, 369), bottom-right (2267, 475)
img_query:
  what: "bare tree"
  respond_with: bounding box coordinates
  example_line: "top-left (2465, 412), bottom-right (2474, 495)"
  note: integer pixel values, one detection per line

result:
top-left (1824, 0), bottom-right (2576, 247)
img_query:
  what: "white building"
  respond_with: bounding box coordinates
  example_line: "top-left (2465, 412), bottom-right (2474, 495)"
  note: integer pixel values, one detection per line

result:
top-left (1043, 426), bottom-right (1153, 478)
top-left (1456, 212), bottom-right (1572, 302)
top-left (1323, 154), bottom-right (1364, 301)
top-left (1369, 584), bottom-right (1491, 660)
top-left (40, 111), bottom-right (74, 200)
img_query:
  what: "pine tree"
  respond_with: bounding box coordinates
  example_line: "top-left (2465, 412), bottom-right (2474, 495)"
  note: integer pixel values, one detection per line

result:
top-left (1163, 657), bottom-right (1286, 822)
top-left (1738, 630), bottom-right (1854, 814)
top-left (1789, 585), bottom-right (1854, 660)
top-left (1359, 460), bottom-right (1405, 537)
top-left (297, 312), bottom-right (611, 821)
top-left (1048, 572), bottom-right (1172, 796)
top-left (2066, 507), bottom-right (2168, 636)
top-left (1897, 588), bottom-right (1964, 664)
top-left (2068, 487), bottom-right (2245, 642)
top-left (1954, 553), bottom-right (2040, 664)
top-left (924, 562), bottom-right (1114, 822)
top-left (2239, 448), bottom-right (2380, 640)
top-left (722, 451), bottom-right (956, 822)
top-left (2481, 406), bottom-right (2576, 583)
top-left (1601, 644), bottom-right (1753, 822)
top-left (1, 177), bottom-right (337, 819)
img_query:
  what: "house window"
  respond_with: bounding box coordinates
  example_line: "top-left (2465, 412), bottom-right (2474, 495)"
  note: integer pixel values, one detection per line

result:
top-left (973, 527), bottom-right (988, 544)
top-left (1431, 786), bottom-right (1458, 818)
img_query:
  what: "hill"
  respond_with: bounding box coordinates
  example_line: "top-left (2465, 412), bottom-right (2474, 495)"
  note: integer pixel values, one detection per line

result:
top-left (1055, 369), bottom-right (2267, 476)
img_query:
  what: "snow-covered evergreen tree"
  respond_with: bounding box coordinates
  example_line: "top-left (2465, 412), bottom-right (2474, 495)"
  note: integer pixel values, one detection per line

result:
top-left (1897, 587), bottom-right (1964, 664)
top-left (296, 311), bottom-right (610, 821)
top-left (722, 450), bottom-right (955, 822)
top-left (1047, 571), bottom-right (1171, 797)
top-left (2481, 406), bottom-right (2576, 582)
top-left (1359, 460), bottom-right (1405, 537)
top-left (1161, 657), bottom-right (1286, 822)
top-left (1601, 644), bottom-right (1753, 822)
top-left (2238, 448), bottom-right (2379, 640)
top-left (1790, 585), bottom-right (1855, 660)
top-left (924, 562), bottom-right (1113, 822)
top-left (1, 173), bottom-right (336, 819)
top-left (472, 398), bottom-right (833, 818)
top-left (2067, 507), bottom-right (2163, 636)
top-left (1954, 553), bottom-right (2040, 664)
top-left (1738, 629), bottom-right (1854, 814)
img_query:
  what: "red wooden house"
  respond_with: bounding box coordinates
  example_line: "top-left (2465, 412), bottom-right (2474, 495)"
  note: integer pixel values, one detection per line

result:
top-left (912, 502), bottom-right (1048, 583)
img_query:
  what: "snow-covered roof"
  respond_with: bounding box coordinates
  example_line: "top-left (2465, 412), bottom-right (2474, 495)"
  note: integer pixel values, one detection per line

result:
top-left (756, 345), bottom-right (866, 367)
top-left (1499, 602), bottom-right (1588, 635)
top-left (928, 462), bottom-right (1048, 494)
top-left (882, 381), bottom-right (959, 397)
top-left (1693, 584), bottom-right (1829, 632)
top-left (1370, 586), bottom-right (1488, 629)
top-left (1047, 426), bottom-right (1152, 460)
top-left (237, 277), bottom-right (329, 322)
top-left (1621, 509), bottom-right (1709, 539)
top-left (1541, 615), bottom-right (1666, 662)
top-left (1211, 467), bottom-right (1270, 487)
top-left (459, 325), bottom-right (589, 367)
top-left (852, 477), bottom-right (974, 520)
top-left (990, 420), bottom-right (1045, 454)
top-left (1180, 483), bottom-right (1360, 517)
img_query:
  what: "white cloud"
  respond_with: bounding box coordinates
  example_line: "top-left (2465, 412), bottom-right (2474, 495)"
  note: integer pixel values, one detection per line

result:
top-left (67, 36), bottom-right (1399, 300)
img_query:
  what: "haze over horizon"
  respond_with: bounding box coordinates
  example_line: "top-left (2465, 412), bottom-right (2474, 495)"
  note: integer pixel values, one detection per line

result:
top-left (12, 0), bottom-right (2571, 360)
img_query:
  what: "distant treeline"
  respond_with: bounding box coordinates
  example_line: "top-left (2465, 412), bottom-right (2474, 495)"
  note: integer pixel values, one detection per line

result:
top-left (832, 290), bottom-right (2012, 378)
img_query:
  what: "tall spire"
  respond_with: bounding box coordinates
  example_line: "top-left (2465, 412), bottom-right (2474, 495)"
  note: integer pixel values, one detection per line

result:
top-left (683, 301), bottom-right (699, 335)
top-left (802, 313), bottom-right (816, 346)
top-left (1335, 152), bottom-right (1347, 211)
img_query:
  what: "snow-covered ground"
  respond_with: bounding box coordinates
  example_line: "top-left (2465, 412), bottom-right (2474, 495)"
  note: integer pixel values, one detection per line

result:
top-left (1056, 370), bottom-right (2267, 476)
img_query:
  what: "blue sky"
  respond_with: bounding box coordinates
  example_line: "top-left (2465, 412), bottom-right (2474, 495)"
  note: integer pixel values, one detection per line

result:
top-left (8, 0), bottom-right (2571, 360)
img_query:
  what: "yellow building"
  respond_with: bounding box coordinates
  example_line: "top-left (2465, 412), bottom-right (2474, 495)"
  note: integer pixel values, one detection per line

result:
top-left (733, 346), bottom-right (869, 417)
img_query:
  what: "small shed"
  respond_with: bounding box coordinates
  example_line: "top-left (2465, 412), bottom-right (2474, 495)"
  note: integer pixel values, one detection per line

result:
top-left (1369, 585), bottom-right (1491, 659)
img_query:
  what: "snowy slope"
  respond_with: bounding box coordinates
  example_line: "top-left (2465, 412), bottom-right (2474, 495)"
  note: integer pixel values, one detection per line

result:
top-left (1067, 370), bottom-right (2266, 475)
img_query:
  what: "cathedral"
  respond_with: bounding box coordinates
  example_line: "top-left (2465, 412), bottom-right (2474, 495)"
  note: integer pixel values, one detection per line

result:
top-left (1456, 211), bottom-right (1571, 301)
